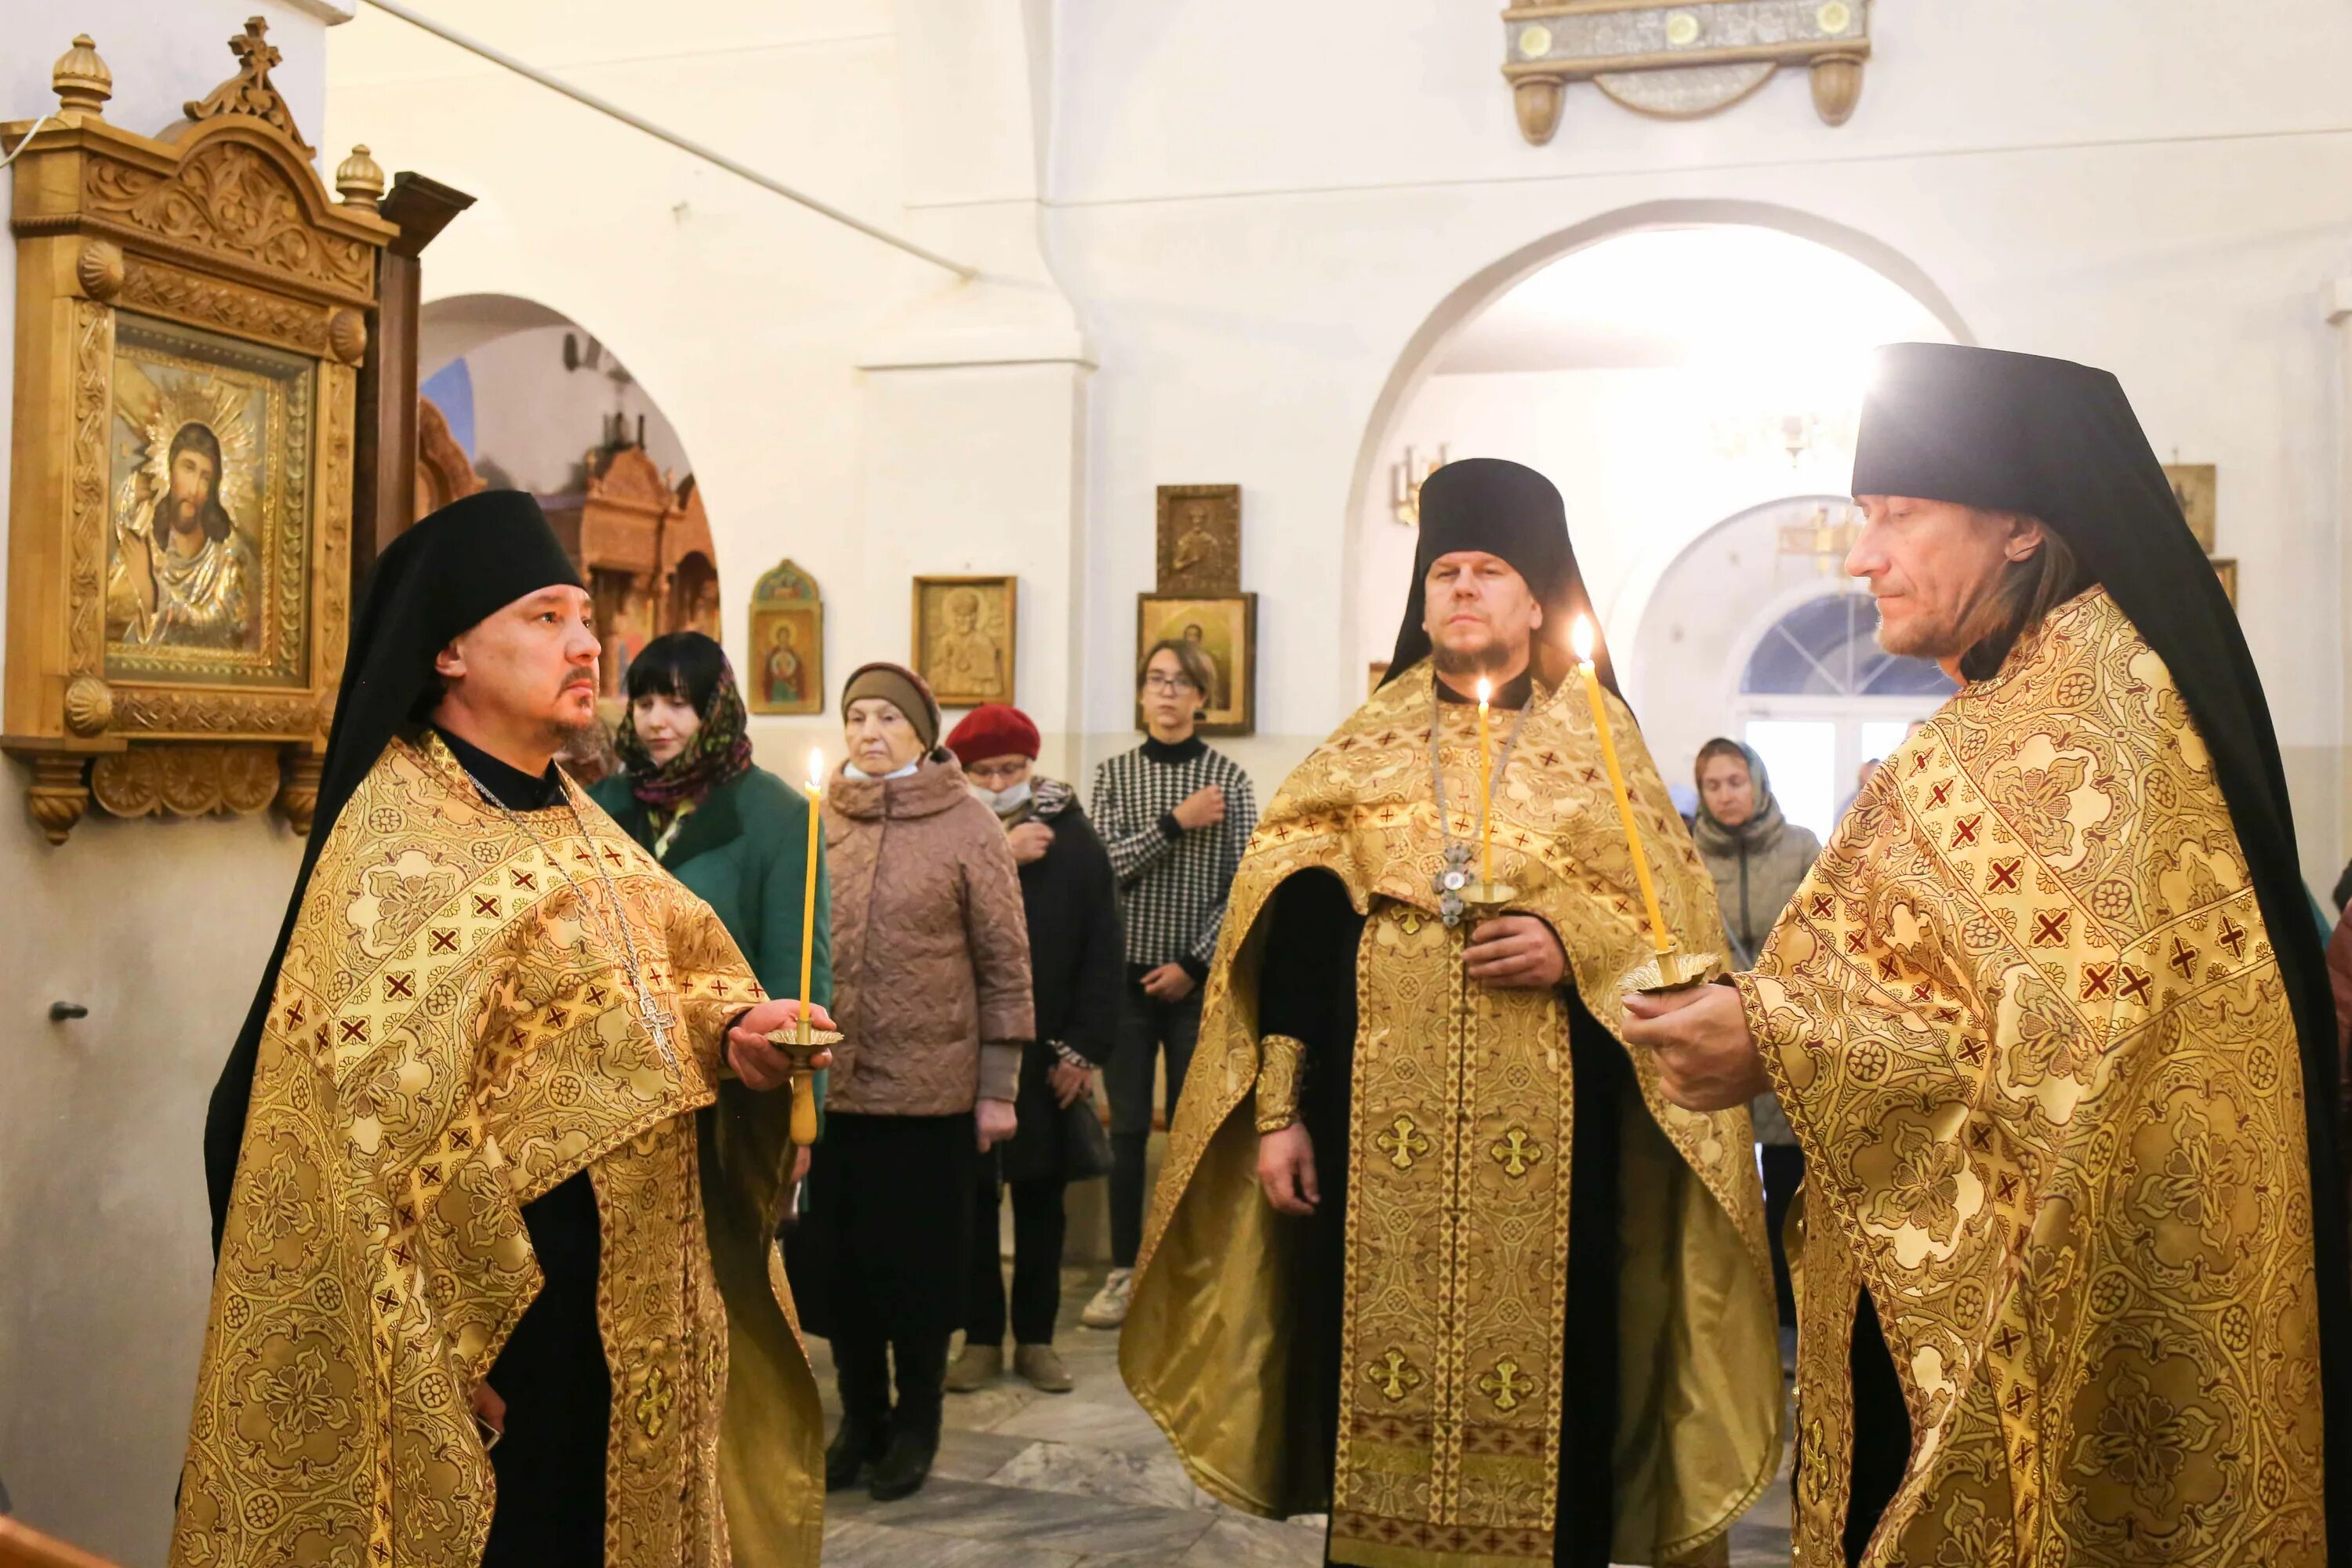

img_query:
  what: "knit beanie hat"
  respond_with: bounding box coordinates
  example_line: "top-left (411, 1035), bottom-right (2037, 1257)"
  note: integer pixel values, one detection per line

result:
top-left (841, 661), bottom-right (941, 752)
top-left (945, 704), bottom-right (1040, 768)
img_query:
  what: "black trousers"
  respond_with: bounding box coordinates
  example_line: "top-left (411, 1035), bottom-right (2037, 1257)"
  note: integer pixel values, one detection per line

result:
top-left (1760, 1142), bottom-right (1804, 1328)
top-left (799, 1111), bottom-right (977, 1436)
top-left (481, 1171), bottom-right (608, 1566)
top-left (966, 1158), bottom-right (1069, 1346)
top-left (1845, 1290), bottom-right (1912, 1566)
top-left (1105, 978), bottom-right (1202, 1268)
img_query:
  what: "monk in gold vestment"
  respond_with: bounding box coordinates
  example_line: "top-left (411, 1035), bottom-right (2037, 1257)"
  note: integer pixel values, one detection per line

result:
top-left (176, 492), bottom-right (828, 1566)
top-left (1629, 347), bottom-right (2352, 1566)
top-left (1123, 460), bottom-right (1780, 1568)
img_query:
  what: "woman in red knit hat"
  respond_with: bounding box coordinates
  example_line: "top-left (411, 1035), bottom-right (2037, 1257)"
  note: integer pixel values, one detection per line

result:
top-left (942, 704), bottom-right (1127, 1396)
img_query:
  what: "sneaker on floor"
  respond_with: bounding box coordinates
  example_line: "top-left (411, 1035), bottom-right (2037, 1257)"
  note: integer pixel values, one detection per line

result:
top-left (1014, 1342), bottom-right (1074, 1393)
top-left (1080, 1267), bottom-right (1134, 1329)
top-left (945, 1342), bottom-right (1003, 1392)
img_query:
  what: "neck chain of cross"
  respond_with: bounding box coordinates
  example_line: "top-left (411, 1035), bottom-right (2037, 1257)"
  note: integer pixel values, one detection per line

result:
top-left (477, 779), bottom-right (680, 1072)
top-left (1427, 681), bottom-right (1532, 927)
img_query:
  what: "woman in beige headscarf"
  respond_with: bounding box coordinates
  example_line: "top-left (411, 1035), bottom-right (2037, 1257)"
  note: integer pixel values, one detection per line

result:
top-left (786, 662), bottom-right (1034, 1505)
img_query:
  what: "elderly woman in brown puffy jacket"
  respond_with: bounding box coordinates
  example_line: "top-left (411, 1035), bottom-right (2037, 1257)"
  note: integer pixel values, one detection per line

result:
top-left (791, 661), bottom-right (1035, 1505)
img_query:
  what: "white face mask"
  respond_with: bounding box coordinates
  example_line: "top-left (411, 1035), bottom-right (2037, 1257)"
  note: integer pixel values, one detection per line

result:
top-left (970, 779), bottom-right (1033, 816)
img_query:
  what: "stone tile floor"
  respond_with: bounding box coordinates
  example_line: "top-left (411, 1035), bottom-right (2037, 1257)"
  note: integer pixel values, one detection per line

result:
top-left (807, 1268), bottom-right (1794, 1566)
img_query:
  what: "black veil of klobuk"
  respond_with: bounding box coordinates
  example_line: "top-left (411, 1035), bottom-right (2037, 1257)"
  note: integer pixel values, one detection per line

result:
top-left (1381, 456), bottom-right (1620, 698)
top-left (1855, 342), bottom-right (2351, 1555)
top-left (204, 490), bottom-right (586, 1252)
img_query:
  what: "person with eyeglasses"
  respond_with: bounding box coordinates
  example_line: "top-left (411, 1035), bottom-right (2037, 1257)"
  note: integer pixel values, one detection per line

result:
top-left (1080, 639), bottom-right (1257, 1329)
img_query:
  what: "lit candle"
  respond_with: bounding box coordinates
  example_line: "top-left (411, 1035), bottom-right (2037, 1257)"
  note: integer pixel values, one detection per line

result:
top-left (1572, 618), bottom-right (1673, 960)
top-left (1475, 676), bottom-right (1494, 886)
top-left (792, 747), bottom-right (824, 1146)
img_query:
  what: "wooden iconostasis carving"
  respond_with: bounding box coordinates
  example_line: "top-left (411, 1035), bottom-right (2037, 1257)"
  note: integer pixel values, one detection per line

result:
top-left (4, 25), bottom-right (396, 841)
top-left (539, 444), bottom-right (720, 699)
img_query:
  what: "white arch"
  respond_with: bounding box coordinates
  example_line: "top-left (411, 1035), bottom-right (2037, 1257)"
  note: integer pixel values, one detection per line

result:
top-left (1338, 200), bottom-right (1974, 691)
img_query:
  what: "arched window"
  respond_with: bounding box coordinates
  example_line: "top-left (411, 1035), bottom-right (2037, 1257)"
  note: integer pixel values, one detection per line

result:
top-left (1742, 593), bottom-right (1955, 699)
top-left (1735, 592), bottom-right (1953, 839)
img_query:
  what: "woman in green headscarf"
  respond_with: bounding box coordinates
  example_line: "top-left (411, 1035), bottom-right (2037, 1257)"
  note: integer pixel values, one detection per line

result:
top-left (585, 628), bottom-right (833, 1559)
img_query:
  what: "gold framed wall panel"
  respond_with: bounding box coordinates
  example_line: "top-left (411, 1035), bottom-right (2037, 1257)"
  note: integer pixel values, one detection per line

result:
top-left (3, 27), bottom-right (391, 841)
top-left (912, 574), bottom-right (1018, 709)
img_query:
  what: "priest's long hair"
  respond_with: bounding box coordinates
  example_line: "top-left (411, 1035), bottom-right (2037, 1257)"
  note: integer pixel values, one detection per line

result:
top-left (1955, 517), bottom-right (2091, 682)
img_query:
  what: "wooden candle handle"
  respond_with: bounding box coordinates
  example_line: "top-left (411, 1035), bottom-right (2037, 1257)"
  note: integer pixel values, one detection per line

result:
top-left (789, 1073), bottom-right (818, 1145)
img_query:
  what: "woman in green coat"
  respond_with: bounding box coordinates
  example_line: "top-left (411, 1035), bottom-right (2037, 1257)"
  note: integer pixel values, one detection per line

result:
top-left (587, 628), bottom-right (833, 1553)
top-left (590, 630), bottom-right (833, 1181)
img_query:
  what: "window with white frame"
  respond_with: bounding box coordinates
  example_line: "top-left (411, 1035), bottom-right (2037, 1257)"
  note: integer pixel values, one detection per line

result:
top-left (1735, 591), bottom-right (1954, 840)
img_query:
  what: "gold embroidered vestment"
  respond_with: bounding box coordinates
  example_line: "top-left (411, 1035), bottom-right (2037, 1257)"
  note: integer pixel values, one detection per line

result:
top-left (172, 734), bottom-right (824, 1566)
top-left (1123, 667), bottom-right (1781, 1568)
top-left (1737, 589), bottom-right (2327, 1565)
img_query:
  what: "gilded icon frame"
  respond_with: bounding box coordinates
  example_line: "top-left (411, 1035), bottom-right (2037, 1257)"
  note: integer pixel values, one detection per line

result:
top-left (2, 28), bottom-right (394, 840)
top-left (746, 557), bottom-right (825, 717)
top-left (1136, 592), bottom-right (1257, 737)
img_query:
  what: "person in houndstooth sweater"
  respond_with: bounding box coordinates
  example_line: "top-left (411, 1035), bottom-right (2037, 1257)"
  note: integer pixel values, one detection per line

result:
top-left (1080, 637), bottom-right (1258, 1328)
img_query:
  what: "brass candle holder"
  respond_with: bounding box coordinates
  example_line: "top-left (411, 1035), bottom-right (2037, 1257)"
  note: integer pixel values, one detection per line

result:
top-left (765, 1026), bottom-right (844, 1145)
top-left (1457, 882), bottom-right (1715, 993)
top-left (1624, 946), bottom-right (1714, 993)
top-left (1457, 880), bottom-right (1519, 920)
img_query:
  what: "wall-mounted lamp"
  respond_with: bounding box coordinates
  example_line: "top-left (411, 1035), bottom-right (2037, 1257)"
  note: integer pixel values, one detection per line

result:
top-left (1392, 443), bottom-right (1450, 526)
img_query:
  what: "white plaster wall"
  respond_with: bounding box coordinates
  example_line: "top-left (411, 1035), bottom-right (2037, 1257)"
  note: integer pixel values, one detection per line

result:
top-left (320, 0), bottom-right (2352, 877)
top-left (1044, 0), bottom-right (2352, 886)
top-left (0, 8), bottom-right (329, 1559)
top-left (323, 3), bottom-right (967, 774)
top-left (1363, 367), bottom-right (1871, 677)
top-left (442, 323), bottom-right (692, 493)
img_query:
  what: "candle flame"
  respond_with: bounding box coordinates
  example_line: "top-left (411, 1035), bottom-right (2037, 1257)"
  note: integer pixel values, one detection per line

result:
top-left (1570, 615), bottom-right (1596, 663)
top-left (807, 747), bottom-right (826, 789)
top-left (1475, 677), bottom-right (1491, 705)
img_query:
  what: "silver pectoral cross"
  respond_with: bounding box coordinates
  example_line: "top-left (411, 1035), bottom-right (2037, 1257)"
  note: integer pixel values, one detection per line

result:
top-left (633, 985), bottom-right (680, 1069)
top-left (1434, 843), bottom-right (1472, 928)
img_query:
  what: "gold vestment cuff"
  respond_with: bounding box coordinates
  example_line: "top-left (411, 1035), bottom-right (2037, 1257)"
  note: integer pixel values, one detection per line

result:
top-left (1256, 1033), bottom-right (1305, 1133)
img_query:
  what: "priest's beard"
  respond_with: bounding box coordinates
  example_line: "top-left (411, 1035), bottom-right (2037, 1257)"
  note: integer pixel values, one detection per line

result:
top-left (548, 710), bottom-right (601, 750)
top-left (1871, 601), bottom-right (1964, 662)
top-left (1432, 636), bottom-right (1530, 684)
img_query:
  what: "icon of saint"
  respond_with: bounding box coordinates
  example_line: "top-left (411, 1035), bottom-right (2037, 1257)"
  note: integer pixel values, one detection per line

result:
top-left (107, 421), bottom-right (256, 650)
top-left (931, 590), bottom-right (1005, 699)
top-left (764, 619), bottom-right (806, 705)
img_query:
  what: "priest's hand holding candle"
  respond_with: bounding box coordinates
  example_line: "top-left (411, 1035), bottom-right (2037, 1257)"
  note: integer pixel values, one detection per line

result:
top-left (1460, 673), bottom-right (1570, 989)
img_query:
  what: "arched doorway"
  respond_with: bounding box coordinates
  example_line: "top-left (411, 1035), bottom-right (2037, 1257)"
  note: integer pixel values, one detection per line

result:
top-left (417, 294), bottom-right (721, 702)
top-left (1731, 585), bottom-right (1954, 838)
top-left (1345, 208), bottom-right (1965, 798)
top-left (1629, 494), bottom-right (1953, 836)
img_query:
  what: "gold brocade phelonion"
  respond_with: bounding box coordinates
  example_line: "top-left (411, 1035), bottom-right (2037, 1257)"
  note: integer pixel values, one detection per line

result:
top-left (1572, 617), bottom-right (1673, 961)
top-left (791, 748), bottom-right (823, 1146)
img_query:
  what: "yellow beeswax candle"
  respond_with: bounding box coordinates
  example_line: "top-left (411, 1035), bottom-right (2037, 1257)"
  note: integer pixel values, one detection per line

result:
top-left (1475, 677), bottom-right (1494, 886)
top-left (792, 748), bottom-right (824, 1145)
top-left (1571, 618), bottom-right (1672, 958)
